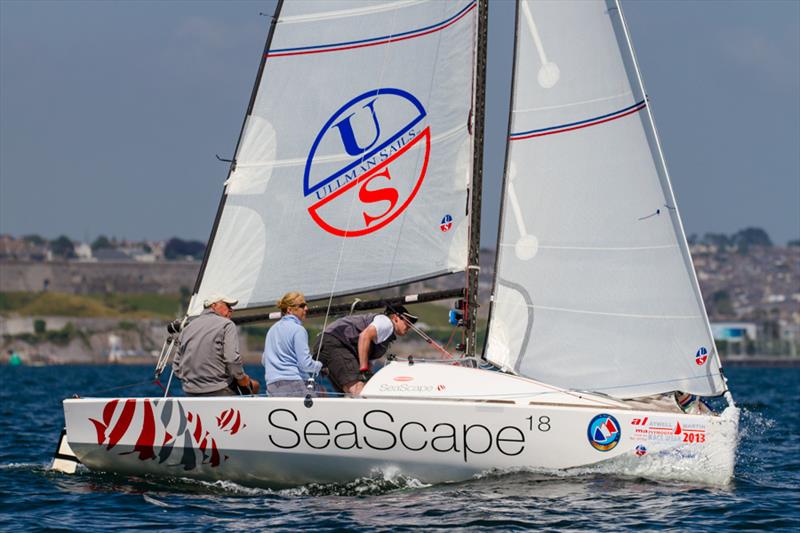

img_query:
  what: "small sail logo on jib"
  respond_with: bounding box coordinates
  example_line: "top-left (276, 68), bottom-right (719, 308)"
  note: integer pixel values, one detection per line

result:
top-left (304, 88), bottom-right (430, 237)
top-left (695, 346), bottom-right (708, 366)
top-left (587, 414), bottom-right (621, 451)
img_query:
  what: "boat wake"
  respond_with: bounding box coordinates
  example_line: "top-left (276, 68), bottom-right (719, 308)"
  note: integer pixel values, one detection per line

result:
top-left (287, 469), bottom-right (431, 497)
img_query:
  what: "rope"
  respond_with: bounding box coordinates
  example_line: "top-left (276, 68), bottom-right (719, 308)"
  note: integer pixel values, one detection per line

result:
top-left (81, 378), bottom-right (164, 398)
top-left (311, 14), bottom-right (401, 375)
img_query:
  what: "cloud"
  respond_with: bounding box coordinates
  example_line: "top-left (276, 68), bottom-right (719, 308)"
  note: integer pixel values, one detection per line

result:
top-left (715, 26), bottom-right (800, 91)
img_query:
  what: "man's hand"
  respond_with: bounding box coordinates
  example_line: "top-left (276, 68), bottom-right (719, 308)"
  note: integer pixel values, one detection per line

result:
top-left (358, 367), bottom-right (373, 382)
top-left (238, 375), bottom-right (260, 395)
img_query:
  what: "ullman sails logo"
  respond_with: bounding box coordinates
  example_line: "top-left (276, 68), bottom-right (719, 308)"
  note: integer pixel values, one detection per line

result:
top-left (304, 88), bottom-right (430, 237)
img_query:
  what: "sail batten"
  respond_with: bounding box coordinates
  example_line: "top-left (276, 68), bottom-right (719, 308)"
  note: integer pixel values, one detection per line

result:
top-left (192, 0), bottom-right (477, 315)
top-left (485, 0), bottom-right (725, 398)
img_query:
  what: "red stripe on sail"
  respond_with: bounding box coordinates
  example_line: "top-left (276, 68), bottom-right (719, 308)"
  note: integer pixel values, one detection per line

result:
top-left (102, 399), bottom-right (119, 426)
top-left (133, 400), bottom-right (156, 460)
top-left (210, 438), bottom-right (220, 467)
top-left (230, 411), bottom-right (242, 435)
top-left (193, 414), bottom-right (203, 443)
top-left (89, 418), bottom-right (107, 445)
top-left (107, 399), bottom-right (136, 450)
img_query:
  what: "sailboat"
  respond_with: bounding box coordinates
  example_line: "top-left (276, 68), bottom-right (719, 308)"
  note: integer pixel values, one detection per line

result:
top-left (59, 0), bottom-right (739, 487)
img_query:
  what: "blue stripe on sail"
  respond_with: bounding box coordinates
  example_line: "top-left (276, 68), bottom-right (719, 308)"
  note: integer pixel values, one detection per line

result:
top-left (268, 1), bottom-right (476, 56)
top-left (510, 100), bottom-right (647, 140)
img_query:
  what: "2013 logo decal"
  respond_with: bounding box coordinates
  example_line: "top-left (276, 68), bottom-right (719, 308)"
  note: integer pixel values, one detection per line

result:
top-left (304, 88), bottom-right (430, 237)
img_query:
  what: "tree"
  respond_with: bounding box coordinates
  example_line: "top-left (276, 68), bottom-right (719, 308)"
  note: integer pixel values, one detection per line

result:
top-left (91, 235), bottom-right (113, 251)
top-left (702, 233), bottom-right (731, 248)
top-left (732, 227), bottom-right (772, 249)
top-left (50, 235), bottom-right (75, 258)
top-left (22, 234), bottom-right (46, 245)
top-left (788, 239), bottom-right (800, 248)
top-left (164, 238), bottom-right (205, 260)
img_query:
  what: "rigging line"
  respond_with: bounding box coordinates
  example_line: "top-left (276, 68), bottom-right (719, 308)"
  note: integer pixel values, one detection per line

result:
top-left (229, 123), bottom-right (463, 173)
top-left (313, 12), bottom-right (404, 367)
top-left (509, 100), bottom-right (646, 139)
top-left (268, 1), bottom-right (476, 57)
top-left (82, 379), bottom-right (161, 398)
top-left (513, 90), bottom-right (633, 114)
top-left (278, 0), bottom-right (424, 24)
top-left (497, 243), bottom-right (679, 251)
top-left (612, 0), bottom-right (726, 398)
top-left (530, 304), bottom-right (703, 320)
top-left (389, 303), bottom-right (455, 359)
top-left (586, 371), bottom-right (727, 394)
top-left (386, 0), bottom-right (452, 285)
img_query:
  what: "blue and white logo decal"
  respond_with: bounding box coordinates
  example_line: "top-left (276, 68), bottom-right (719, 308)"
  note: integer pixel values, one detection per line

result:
top-left (304, 88), bottom-right (430, 237)
top-left (695, 346), bottom-right (708, 366)
top-left (440, 214), bottom-right (453, 232)
top-left (587, 414), bottom-right (621, 452)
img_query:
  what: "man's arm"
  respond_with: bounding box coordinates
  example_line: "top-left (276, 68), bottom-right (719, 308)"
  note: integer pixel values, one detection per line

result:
top-left (357, 325), bottom-right (378, 371)
top-left (222, 322), bottom-right (260, 393)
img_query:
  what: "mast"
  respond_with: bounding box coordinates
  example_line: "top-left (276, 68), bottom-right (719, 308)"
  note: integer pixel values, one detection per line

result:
top-left (465, 0), bottom-right (488, 358)
top-left (191, 1), bottom-right (285, 298)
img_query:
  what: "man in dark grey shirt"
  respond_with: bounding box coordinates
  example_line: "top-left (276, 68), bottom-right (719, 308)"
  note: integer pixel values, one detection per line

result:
top-left (173, 294), bottom-right (260, 396)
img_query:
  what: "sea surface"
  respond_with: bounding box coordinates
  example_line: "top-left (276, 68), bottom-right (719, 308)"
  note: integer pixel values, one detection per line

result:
top-left (0, 366), bottom-right (797, 532)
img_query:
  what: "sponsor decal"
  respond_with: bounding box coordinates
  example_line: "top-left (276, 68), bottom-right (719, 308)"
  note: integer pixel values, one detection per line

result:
top-left (630, 417), bottom-right (707, 444)
top-left (88, 400), bottom-right (237, 470)
top-left (695, 346), bottom-right (708, 366)
top-left (437, 384), bottom-right (447, 392)
top-left (635, 444), bottom-right (648, 456)
top-left (304, 88), bottom-right (430, 237)
top-left (440, 214), bottom-right (453, 232)
top-left (266, 408), bottom-right (536, 463)
top-left (217, 408), bottom-right (246, 435)
top-left (379, 383), bottom-right (439, 394)
top-left (587, 414), bottom-right (621, 452)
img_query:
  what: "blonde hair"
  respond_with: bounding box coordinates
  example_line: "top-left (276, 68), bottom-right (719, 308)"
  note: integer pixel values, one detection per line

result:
top-left (277, 291), bottom-right (305, 314)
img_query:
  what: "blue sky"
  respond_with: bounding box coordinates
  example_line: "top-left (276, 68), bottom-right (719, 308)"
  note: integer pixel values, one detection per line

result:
top-left (1, 0), bottom-right (798, 245)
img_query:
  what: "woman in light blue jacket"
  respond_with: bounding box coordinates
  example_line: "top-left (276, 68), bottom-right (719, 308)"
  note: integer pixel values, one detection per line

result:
top-left (262, 292), bottom-right (322, 397)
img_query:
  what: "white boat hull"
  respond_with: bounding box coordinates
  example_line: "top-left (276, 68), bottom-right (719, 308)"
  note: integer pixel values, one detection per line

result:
top-left (62, 364), bottom-right (739, 487)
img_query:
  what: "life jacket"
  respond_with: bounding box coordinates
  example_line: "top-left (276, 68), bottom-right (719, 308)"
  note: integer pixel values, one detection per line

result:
top-left (324, 313), bottom-right (396, 360)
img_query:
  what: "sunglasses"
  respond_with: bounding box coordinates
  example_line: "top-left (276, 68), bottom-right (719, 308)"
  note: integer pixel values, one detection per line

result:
top-left (295, 303), bottom-right (308, 309)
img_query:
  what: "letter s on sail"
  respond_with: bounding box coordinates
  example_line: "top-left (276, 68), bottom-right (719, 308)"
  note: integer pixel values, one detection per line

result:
top-left (359, 169), bottom-right (399, 227)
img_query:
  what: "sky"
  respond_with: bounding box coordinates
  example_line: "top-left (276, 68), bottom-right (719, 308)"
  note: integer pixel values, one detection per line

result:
top-left (1, 0), bottom-right (798, 246)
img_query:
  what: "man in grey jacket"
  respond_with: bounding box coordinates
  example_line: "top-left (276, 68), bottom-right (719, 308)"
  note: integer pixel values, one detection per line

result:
top-left (173, 293), bottom-right (260, 396)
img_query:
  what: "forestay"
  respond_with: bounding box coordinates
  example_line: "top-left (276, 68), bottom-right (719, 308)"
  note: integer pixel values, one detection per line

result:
top-left (192, 0), bottom-right (477, 314)
top-left (485, 0), bottom-right (725, 398)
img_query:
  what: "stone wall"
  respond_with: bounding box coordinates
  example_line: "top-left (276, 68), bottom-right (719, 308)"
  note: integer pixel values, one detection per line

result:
top-left (0, 260), bottom-right (200, 294)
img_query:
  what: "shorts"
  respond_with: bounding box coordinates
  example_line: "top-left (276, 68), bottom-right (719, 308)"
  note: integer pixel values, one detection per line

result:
top-left (313, 335), bottom-right (359, 392)
top-left (267, 379), bottom-right (313, 398)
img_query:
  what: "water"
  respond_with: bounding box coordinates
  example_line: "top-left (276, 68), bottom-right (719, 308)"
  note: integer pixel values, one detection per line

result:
top-left (1, 366), bottom-right (797, 531)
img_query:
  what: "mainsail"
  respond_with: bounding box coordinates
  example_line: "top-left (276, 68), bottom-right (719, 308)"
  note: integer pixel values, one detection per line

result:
top-left (485, 0), bottom-right (726, 398)
top-left (191, 0), bottom-right (478, 314)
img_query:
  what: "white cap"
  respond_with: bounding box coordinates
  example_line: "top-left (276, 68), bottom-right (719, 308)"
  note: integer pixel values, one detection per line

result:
top-left (203, 293), bottom-right (239, 308)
